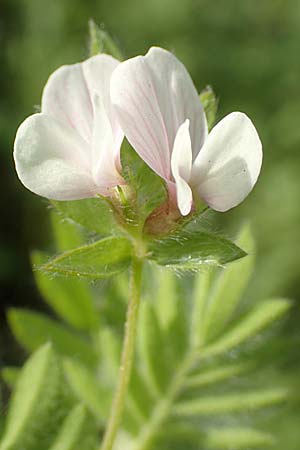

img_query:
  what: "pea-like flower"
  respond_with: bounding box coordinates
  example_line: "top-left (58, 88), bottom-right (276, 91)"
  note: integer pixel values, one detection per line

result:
top-left (110, 47), bottom-right (262, 215)
top-left (14, 55), bottom-right (124, 200)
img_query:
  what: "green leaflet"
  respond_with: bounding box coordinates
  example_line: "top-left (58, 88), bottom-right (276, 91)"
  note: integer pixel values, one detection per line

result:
top-left (97, 275), bottom-right (127, 332)
top-left (48, 404), bottom-right (98, 450)
top-left (97, 327), bottom-right (121, 386)
top-left (137, 301), bottom-right (170, 396)
top-left (39, 236), bottom-right (132, 279)
top-left (32, 251), bottom-right (99, 331)
top-left (185, 362), bottom-right (250, 390)
top-left (199, 85), bottom-right (219, 130)
top-left (200, 224), bottom-right (255, 343)
top-left (173, 387), bottom-right (288, 416)
top-left (149, 230), bottom-right (246, 270)
top-left (7, 309), bottom-right (97, 368)
top-left (63, 358), bottom-right (111, 422)
top-left (121, 143), bottom-right (167, 229)
top-left (204, 427), bottom-right (274, 449)
top-left (153, 269), bottom-right (179, 330)
top-left (190, 269), bottom-right (215, 348)
top-left (127, 366), bottom-right (155, 425)
top-left (51, 211), bottom-right (85, 252)
top-left (51, 197), bottom-right (120, 236)
top-left (0, 344), bottom-right (73, 450)
top-left (201, 298), bottom-right (291, 359)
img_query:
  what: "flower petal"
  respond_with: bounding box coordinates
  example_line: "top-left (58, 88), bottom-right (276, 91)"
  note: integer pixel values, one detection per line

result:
top-left (42, 54), bottom-right (123, 191)
top-left (91, 94), bottom-right (124, 188)
top-left (192, 112), bottom-right (263, 212)
top-left (171, 120), bottom-right (193, 216)
top-left (42, 63), bottom-right (94, 143)
top-left (82, 55), bottom-right (124, 169)
top-left (14, 113), bottom-right (99, 200)
top-left (110, 47), bottom-right (207, 180)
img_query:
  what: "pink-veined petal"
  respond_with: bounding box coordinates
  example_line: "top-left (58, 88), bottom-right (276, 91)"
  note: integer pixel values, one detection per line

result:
top-left (110, 47), bottom-right (207, 180)
top-left (171, 120), bottom-right (193, 216)
top-left (14, 113), bottom-right (99, 200)
top-left (42, 55), bottom-right (123, 166)
top-left (82, 55), bottom-right (124, 169)
top-left (91, 95), bottom-right (124, 189)
top-left (191, 112), bottom-right (263, 212)
top-left (42, 63), bottom-right (94, 144)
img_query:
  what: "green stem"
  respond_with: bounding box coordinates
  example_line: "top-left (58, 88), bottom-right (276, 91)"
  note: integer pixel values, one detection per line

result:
top-left (100, 257), bottom-right (143, 450)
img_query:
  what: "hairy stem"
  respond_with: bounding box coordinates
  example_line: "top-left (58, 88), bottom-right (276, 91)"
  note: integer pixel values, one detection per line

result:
top-left (100, 257), bottom-right (143, 450)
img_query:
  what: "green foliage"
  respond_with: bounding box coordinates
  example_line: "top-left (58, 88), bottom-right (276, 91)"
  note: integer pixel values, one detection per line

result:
top-left (199, 85), bottom-right (219, 130)
top-left (63, 358), bottom-right (111, 422)
top-left (32, 251), bottom-right (99, 331)
top-left (204, 427), bottom-right (274, 449)
top-left (48, 404), bottom-right (98, 450)
top-left (51, 197), bottom-right (120, 236)
top-left (137, 302), bottom-right (170, 395)
top-left (7, 309), bottom-right (97, 367)
top-left (114, 225), bottom-right (293, 450)
top-left (173, 388), bottom-right (288, 416)
top-left (3, 217), bottom-right (296, 450)
top-left (200, 224), bottom-right (255, 342)
top-left (39, 236), bottom-right (132, 279)
top-left (50, 211), bottom-right (85, 252)
top-left (201, 298), bottom-right (291, 359)
top-left (0, 344), bottom-right (73, 450)
top-left (149, 229), bottom-right (246, 270)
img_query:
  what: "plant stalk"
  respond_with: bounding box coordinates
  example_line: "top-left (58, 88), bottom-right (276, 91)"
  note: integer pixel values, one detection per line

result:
top-left (100, 256), bottom-right (143, 450)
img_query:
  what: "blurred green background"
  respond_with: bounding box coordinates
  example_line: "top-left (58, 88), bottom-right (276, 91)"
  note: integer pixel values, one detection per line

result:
top-left (1, 0), bottom-right (300, 365)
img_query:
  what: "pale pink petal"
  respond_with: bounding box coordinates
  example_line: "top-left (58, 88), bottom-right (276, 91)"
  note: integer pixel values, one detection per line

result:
top-left (14, 114), bottom-right (99, 200)
top-left (42, 64), bottom-right (94, 144)
top-left (171, 120), bottom-right (193, 216)
top-left (110, 47), bottom-right (207, 180)
top-left (42, 55), bottom-right (123, 170)
top-left (82, 55), bottom-right (124, 170)
top-left (191, 112), bottom-right (263, 212)
top-left (91, 95), bottom-right (124, 189)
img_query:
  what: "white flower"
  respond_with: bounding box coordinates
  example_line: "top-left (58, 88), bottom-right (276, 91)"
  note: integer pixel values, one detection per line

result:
top-left (110, 47), bottom-right (263, 215)
top-left (14, 55), bottom-right (124, 200)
